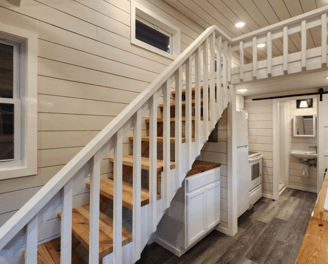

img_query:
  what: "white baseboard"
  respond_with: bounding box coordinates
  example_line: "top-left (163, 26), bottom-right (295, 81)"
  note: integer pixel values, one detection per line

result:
top-left (153, 236), bottom-right (183, 257)
top-left (215, 224), bottom-right (230, 236)
top-left (287, 184), bottom-right (317, 193)
top-left (279, 185), bottom-right (287, 195)
top-left (262, 192), bottom-right (273, 199)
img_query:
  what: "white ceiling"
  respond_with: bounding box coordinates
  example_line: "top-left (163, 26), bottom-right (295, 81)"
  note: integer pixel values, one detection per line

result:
top-left (164, 0), bottom-right (328, 60)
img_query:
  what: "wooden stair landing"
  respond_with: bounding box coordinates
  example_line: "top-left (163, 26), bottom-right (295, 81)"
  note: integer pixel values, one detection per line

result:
top-left (58, 204), bottom-right (132, 259)
top-left (87, 178), bottom-right (161, 210)
top-left (23, 237), bottom-right (81, 264)
top-left (109, 155), bottom-right (175, 171)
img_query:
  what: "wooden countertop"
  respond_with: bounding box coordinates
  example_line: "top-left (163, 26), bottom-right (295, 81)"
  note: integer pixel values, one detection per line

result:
top-left (186, 160), bottom-right (220, 178)
top-left (296, 171), bottom-right (328, 263)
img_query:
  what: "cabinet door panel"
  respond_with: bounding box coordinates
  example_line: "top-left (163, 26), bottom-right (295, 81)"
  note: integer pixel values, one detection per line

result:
top-left (206, 181), bottom-right (221, 229)
top-left (186, 188), bottom-right (206, 246)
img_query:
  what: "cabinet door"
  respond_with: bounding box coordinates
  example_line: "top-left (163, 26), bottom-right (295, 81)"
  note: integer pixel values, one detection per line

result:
top-left (186, 188), bottom-right (207, 247)
top-left (206, 181), bottom-right (221, 230)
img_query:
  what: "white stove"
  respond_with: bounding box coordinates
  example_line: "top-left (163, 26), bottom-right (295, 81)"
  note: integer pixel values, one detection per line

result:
top-left (248, 151), bottom-right (263, 206)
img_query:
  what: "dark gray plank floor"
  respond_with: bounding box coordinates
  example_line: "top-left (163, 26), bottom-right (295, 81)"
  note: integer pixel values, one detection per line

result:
top-left (136, 188), bottom-right (317, 264)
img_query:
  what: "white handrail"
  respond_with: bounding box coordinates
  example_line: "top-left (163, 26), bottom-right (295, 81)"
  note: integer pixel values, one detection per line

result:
top-left (0, 24), bottom-right (232, 257)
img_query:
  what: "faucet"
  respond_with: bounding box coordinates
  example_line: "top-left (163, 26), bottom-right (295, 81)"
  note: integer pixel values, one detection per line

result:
top-left (309, 146), bottom-right (317, 153)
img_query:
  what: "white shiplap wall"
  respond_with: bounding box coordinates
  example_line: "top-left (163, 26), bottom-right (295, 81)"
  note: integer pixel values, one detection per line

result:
top-left (0, 0), bottom-right (206, 245)
top-left (199, 109), bottom-right (228, 229)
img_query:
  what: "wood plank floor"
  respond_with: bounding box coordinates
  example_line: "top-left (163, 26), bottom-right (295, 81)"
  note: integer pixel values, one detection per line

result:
top-left (136, 188), bottom-right (317, 264)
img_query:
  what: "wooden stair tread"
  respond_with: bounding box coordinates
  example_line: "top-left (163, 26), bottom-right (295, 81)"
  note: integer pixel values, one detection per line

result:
top-left (186, 160), bottom-right (221, 178)
top-left (87, 178), bottom-right (161, 210)
top-left (145, 117), bottom-right (201, 123)
top-left (58, 204), bottom-right (132, 259)
top-left (129, 136), bottom-right (195, 143)
top-left (159, 99), bottom-right (202, 108)
top-left (171, 84), bottom-right (217, 95)
top-left (23, 238), bottom-right (81, 264)
top-left (109, 155), bottom-right (175, 171)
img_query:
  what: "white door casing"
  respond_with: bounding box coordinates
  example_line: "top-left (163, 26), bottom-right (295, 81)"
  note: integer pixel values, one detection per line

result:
top-left (317, 94), bottom-right (328, 194)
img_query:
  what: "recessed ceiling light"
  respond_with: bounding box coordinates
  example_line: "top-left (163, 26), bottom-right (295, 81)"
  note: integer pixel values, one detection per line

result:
top-left (235, 22), bottom-right (245, 28)
top-left (238, 89), bottom-right (247, 93)
top-left (326, 76), bottom-right (328, 79)
top-left (257, 43), bottom-right (266, 48)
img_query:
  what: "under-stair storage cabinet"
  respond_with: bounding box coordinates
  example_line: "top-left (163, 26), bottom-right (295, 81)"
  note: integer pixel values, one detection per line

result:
top-left (154, 162), bottom-right (220, 257)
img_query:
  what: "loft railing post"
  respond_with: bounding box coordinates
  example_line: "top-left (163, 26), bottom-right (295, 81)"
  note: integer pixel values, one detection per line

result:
top-left (89, 152), bottom-right (101, 264)
top-left (322, 13), bottom-right (327, 67)
top-left (283, 26), bottom-right (288, 74)
top-left (267, 31), bottom-right (272, 77)
top-left (25, 215), bottom-right (38, 264)
top-left (253, 36), bottom-right (257, 80)
top-left (185, 57), bottom-right (193, 170)
top-left (301, 20), bottom-right (307, 71)
top-left (239, 41), bottom-right (244, 82)
top-left (113, 130), bottom-right (123, 264)
top-left (61, 178), bottom-right (73, 264)
top-left (132, 111), bottom-right (142, 262)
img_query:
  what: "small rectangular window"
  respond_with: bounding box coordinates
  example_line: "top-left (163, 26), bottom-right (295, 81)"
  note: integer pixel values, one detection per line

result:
top-left (136, 20), bottom-right (170, 53)
top-left (131, 1), bottom-right (181, 59)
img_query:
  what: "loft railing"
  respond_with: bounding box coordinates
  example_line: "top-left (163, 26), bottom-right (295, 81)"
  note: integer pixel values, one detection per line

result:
top-left (0, 25), bottom-right (232, 264)
top-left (230, 5), bottom-right (328, 83)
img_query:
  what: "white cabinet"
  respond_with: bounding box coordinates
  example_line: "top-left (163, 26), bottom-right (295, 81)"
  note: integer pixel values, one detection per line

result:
top-left (186, 188), bottom-right (207, 246)
top-left (155, 167), bottom-right (220, 257)
top-left (206, 182), bottom-right (221, 229)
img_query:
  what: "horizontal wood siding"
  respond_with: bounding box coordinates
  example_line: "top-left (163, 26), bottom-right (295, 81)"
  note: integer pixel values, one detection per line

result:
top-left (245, 100), bottom-right (274, 196)
top-left (0, 0), bottom-right (205, 245)
top-left (199, 109), bottom-right (228, 226)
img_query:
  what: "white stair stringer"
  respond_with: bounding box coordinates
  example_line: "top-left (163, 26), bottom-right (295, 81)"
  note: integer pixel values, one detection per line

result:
top-left (102, 102), bottom-right (230, 264)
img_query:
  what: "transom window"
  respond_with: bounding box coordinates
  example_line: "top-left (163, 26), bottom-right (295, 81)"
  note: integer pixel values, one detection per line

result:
top-left (131, 1), bottom-right (181, 60)
top-left (136, 19), bottom-right (171, 54)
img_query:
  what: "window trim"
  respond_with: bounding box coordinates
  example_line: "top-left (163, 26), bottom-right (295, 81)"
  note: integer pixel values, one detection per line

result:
top-left (131, 1), bottom-right (181, 60)
top-left (0, 26), bottom-right (37, 180)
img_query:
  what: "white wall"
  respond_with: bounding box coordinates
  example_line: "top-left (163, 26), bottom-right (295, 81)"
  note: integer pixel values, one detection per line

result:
top-left (0, 0), bottom-right (206, 246)
top-left (198, 109), bottom-right (228, 229)
top-left (288, 98), bottom-right (317, 192)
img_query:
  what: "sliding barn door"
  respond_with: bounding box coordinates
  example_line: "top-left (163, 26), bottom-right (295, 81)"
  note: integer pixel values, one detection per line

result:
top-left (317, 94), bottom-right (328, 194)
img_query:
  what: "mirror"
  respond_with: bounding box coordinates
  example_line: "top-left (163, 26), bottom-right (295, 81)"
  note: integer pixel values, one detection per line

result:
top-left (293, 115), bottom-right (316, 137)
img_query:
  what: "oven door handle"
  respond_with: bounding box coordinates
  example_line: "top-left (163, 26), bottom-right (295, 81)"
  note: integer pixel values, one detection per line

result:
top-left (249, 155), bottom-right (263, 162)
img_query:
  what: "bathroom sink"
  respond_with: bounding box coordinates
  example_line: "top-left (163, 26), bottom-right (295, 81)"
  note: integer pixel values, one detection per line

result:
top-left (290, 150), bottom-right (317, 160)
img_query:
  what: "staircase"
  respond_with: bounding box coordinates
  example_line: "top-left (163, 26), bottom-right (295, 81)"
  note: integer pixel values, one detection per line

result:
top-left (0, 25), bottom-right (232, 264)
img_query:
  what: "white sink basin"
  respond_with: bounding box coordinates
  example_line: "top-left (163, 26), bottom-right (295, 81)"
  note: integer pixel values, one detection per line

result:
top-left (290, 150), bottom-right (317, 160)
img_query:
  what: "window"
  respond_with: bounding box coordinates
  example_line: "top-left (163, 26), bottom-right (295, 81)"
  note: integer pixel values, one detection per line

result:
top-left (0, 28), bottom-right (37, 180)
top-left (131, 1), bottom-right (181, 59)
top-left (0, 41), bottom-right (20, 163)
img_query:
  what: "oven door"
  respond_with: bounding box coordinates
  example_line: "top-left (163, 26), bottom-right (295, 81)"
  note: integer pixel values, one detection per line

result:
top-left (249, 156), bottom-right (263, 191)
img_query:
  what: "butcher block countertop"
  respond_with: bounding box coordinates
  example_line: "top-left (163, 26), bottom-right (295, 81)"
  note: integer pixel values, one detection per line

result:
top-left (296, 171), bottom-right (328, 263)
